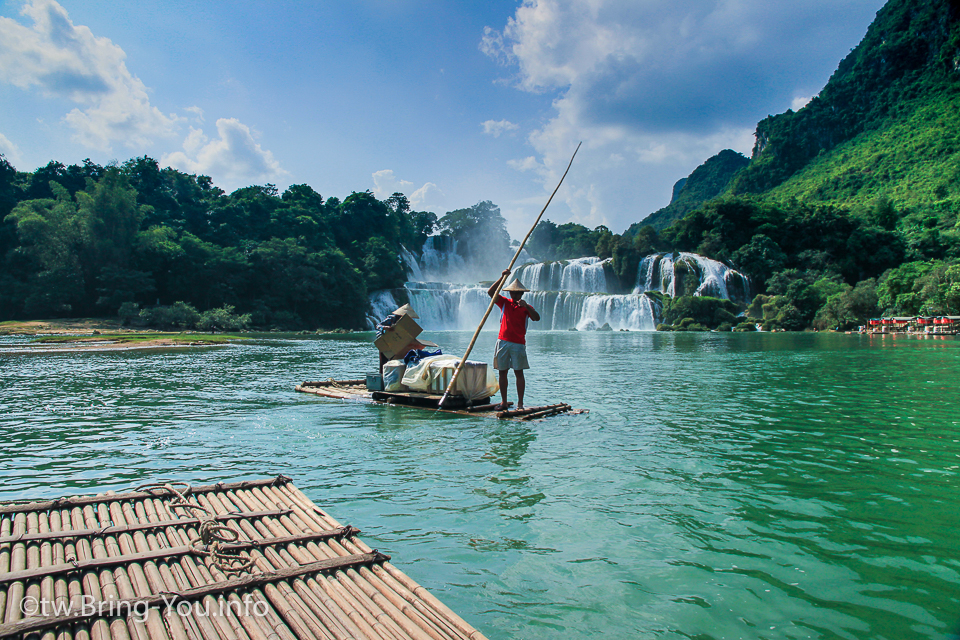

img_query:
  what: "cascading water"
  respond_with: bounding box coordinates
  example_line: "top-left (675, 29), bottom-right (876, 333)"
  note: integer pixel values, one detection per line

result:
top-left (513, 257), bottom-right (610, 293)
top-left (400, 246), bottom-right (424, 281)
top-left (419, 236), bottom-right (467, 282)
top-left (371, 239), bottom-right (748, 331)
top-left (635, 252), bottom-right (750, 303)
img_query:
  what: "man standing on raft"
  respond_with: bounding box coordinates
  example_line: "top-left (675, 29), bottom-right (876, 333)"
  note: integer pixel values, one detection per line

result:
top-left (487, 269), bottom-right (540, 410)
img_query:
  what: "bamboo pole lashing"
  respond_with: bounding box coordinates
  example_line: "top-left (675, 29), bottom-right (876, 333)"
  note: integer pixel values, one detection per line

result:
top-left (133, 501), bottom-right (194, 640)
top-left (114, 496), bottom-right (245, 640)
top-left (0, 510), bottom-right (293, 546)
top-left (519, 406), bottom-right (570, 421)
top-left (264, 486), bottom-right (482, 640)
top-left (141, 499), bottom-right (242, 640)
top-left (218, 492), bottom-right (364, 640)
top-left (183, 505), bottom-right (296, 640)
top-left (148, 498), bottom-right (256, 640)
top-left (0, 478), bottom-right (293, 516)
top-left (182, 499), bottom-right (281, 640)
top-left (437, 142), bottom-right (581, 410)
top-left (198, 492), bottom-right (336, 640)
top-left (235, 489), bottom-right (404, 640)
top-left (0, 527), bottom-right (358, 586)
top-left (233, 493), bottom-right (386, 640)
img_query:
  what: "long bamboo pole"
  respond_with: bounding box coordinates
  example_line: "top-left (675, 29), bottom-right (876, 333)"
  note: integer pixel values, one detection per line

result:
top-left (438, 142), bottom-right (581, 409)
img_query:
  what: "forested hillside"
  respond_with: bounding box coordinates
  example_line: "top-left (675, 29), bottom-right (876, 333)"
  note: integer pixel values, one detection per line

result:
top-left (0, 156), bottom-right (446, 329)
top-left (628, 150), bottom-right (749, 233)
top-left (622, 0), bottom-right (960, 330)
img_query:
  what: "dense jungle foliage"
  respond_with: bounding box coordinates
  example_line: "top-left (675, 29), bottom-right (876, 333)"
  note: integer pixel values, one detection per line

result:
top-left (0, 155), bottom-right (449, 329)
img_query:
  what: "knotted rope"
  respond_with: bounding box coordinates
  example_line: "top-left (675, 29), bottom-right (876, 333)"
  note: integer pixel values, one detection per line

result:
top-left (136, 482), bottom-right (256, 575)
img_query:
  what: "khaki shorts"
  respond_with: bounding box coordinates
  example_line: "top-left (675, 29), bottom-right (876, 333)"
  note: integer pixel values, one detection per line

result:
top-left (494, 339), bottom-right (529, 371)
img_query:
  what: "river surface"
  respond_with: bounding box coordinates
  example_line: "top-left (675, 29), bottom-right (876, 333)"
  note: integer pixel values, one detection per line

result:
top-left (1, 331), bottom-right (959, 639)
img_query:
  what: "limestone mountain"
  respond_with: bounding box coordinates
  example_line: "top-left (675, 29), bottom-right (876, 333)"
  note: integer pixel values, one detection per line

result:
top-left (731, 0), bottom-right (960, 213)
top-left (628, 149), bottom-right (749, 233)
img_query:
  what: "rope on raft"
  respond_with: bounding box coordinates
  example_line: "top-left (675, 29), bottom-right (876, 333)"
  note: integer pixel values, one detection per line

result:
top-left (136, 482), bottom-right (257, 574)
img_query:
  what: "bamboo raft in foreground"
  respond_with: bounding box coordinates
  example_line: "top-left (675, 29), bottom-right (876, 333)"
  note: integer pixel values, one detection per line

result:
top-left (0, 475), bottom-right (488, 640)
top-left (295, 380), bottom-right (587, 421)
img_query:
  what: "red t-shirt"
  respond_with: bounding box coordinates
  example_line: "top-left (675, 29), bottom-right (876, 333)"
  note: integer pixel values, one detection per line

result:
top-left (495, 296), bottom-right (532, 344)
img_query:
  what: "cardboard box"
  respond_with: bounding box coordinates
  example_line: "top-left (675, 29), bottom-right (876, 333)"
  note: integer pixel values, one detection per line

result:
top-left (374, 314), bottom-right (423, 359)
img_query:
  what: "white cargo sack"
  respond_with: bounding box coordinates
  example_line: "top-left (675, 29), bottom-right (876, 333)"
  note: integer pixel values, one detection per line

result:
top-left (383, 360), bottom-right (407, 392)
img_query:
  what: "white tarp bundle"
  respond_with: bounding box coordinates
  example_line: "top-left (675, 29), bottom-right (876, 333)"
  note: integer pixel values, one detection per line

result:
top-left (401, 355), bottom-right (498, 401)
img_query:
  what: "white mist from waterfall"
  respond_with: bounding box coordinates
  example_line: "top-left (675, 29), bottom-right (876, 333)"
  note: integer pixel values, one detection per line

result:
top-left (369, 240), bottom-right (748, 332)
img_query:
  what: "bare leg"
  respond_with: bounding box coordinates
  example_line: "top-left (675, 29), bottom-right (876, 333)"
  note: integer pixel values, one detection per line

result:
top-left (515, 370), bottom-right (525, 409)
top-left (497, 370), bottom-right (509, 410)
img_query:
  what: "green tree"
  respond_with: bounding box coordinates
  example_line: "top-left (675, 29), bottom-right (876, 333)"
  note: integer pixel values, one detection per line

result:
top-left (730, 234), bottom-right (787, 290)
top-left (75, 168), bottom-right (151, 304)
top-left (5, 184), bottom-right (86, 315)
top-left (813, 279), bottom-right (880, 330)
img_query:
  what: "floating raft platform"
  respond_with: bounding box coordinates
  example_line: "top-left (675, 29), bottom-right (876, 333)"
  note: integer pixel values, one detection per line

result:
top-left (0, 475), bottom-right (488, 640)
top-left (295, 380), bottom-right (586, 421)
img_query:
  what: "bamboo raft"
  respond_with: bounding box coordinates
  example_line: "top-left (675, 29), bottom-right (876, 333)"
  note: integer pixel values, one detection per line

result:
top-left (295, 381), bottom-right (586, 421)
top-left (0, 476), bottom-right (488, 640)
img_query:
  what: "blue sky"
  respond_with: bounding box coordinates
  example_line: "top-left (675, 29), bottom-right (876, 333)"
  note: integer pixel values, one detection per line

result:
top-left (0, 0), bottom-right (885, 238)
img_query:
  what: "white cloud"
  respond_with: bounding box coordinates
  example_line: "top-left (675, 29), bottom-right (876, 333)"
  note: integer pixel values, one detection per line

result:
top-left (372, 169), bottom-right (414, 199)
top-left (481, 119), bottom-right (519, 137)
top-left (791, 96), bottom-right (813, 111)
top-left (161, 118), bottom-right (286, 190)
top-left (184, 106), bottom-right (205, 124)
top-left (410, 182), bottom-right (443, 211)
top-left (0, 132), bottom-right (23, 166)
top-left (372, 170), bottom-right (445, 212)
top-left (0, 0), bottom-right (180, 151)
top-left (482, 0), bottom-right (884, 231)
top-left (507, 156), bottom-right (541, 173)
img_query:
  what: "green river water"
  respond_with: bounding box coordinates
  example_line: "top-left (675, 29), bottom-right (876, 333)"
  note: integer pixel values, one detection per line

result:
top-left (1, 331), bottom-right (958, 639)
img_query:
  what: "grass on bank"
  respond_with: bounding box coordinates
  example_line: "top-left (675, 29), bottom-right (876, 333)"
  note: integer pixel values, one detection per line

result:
top-left (29, 333), bottom-right (246, 345)
top-left (0, 318), bottom-right (249, 346)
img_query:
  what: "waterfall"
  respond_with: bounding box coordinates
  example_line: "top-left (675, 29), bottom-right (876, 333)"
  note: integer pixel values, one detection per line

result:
top-left (634, 252), bottom-right (749, 303)
top-left (400, 245), bottom-right (424, 281)
top-left (420, 236), bottom-right (467, 282)
top-left (379, 287), bottom-right (661, 332)
top-left (367, 289), bottom-right (400, 328)
top-left (403, 282), bottom-right (489, 330)
top-left (514, 257), bottom-right (610, 293)
top-left (369, 245), bottom-right (749, 331)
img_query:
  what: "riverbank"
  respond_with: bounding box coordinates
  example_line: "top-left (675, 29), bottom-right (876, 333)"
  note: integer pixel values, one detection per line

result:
top-left (0, 318), bottom-right (246, 351)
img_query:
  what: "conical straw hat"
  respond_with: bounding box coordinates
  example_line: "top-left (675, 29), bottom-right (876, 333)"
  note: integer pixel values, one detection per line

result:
top-left (392, 303), bottom-right (419, 318)
top-left (503, 278), bottom-right (529, 293)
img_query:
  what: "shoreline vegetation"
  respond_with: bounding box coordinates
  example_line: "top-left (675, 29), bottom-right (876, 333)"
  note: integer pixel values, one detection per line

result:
top-left (0, 318), bottom-right (249, 351)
